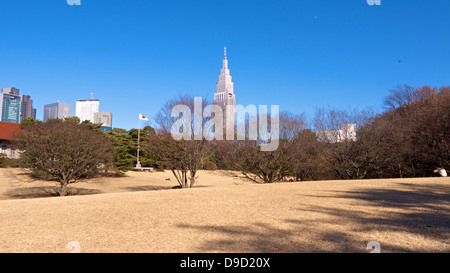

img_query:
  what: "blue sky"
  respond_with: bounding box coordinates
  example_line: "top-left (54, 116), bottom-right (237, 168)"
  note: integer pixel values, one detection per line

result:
top-left (0, 0), bottom-right (449, 130)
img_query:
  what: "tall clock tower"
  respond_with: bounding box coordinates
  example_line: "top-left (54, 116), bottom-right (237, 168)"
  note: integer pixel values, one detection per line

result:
top-left (214, 46), bottom-right (236, 136)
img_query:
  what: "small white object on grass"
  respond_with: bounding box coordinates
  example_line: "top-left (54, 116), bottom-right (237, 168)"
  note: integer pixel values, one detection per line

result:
top-left (433, 168), bottom-right (447, 177)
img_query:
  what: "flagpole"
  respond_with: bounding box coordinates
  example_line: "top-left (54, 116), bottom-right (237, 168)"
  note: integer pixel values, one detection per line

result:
top-left (136, 114), bottom-right (141, 168)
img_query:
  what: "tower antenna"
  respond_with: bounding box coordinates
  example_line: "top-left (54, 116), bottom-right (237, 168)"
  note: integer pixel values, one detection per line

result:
top-left (224, 46), bottom-right (227, 59)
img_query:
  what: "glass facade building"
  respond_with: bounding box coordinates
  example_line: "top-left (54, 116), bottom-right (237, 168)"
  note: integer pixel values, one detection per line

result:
top-left (0, 93), bottom-right (21, 123)
top-left (43, 102), bottom-right (72, 122)
top-left (1, 88), bottom-right (36, 123)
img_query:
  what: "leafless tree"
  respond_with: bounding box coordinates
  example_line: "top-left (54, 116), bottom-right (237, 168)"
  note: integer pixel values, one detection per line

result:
top-left (362, 85), bottom-right (448, 178)
top-left (14, 119), bottom-right (114, 196)
top-left (313, 106), bottom-right (377, 179)
top-left (383, 84), bottom-right (417, 110)
top-left (148, 94), bottom-right (209, 188)
top-left (215, 111), bottom-right (307, 183)
top-left (288, 129), bottom-right (324, 181)
top-left (402, 86), bottom-right (449, 173)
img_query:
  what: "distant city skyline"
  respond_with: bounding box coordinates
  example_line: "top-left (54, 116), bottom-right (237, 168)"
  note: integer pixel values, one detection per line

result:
top-left (0, 88), bottom-right (36, 123)
top-left (0, 1), bottom-right (449, 130)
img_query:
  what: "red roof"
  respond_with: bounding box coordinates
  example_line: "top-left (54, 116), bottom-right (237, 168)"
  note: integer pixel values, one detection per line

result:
top-left (0, 122), bottom-right (21, 141)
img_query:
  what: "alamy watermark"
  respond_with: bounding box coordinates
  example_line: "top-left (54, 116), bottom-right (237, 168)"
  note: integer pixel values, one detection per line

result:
top-left (367, 0), bottom-right (381, 6)
top-left (67, 1), bottom-right (381, 7)
top-left (366, 241), bottom-right (381, 253)
top-left (66, 241), bottom-right (81, 253)
top-left (67, 0), bottom-right (81, 5)
top-left (170, 97), bottom-right (280, 151)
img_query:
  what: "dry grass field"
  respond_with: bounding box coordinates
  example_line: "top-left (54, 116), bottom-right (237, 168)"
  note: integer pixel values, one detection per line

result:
top-left (0, 168), bottom-right (449, 253)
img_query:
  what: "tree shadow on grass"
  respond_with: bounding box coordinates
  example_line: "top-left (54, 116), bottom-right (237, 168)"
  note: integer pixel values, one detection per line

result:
top-left (299, 182), bottom-right (450, 231)
top-left (321, 183), bottom-right (450, 210)
top-left (294, 182), bottom-right (450, 251)
top-left (123, 185), bottom-right (176, 192)
top-left (123, 184), bottom-right (210, 192)
top-left (176, 222), bottom-right (364, 253)
top-left (175, 182), bottom-right (450, 253)
top-left (2, 186), bottom-right (103, 199)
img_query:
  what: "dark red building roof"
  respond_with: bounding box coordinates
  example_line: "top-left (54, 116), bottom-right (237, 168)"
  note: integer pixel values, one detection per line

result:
top-left (0, 121), bottom-right (21, 141)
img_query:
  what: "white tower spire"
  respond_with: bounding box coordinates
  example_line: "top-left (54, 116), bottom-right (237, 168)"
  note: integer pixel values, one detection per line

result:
top-left (223, 46), bottom-right (229, 70)
top-left (214, 46), bottom-right (236, 137)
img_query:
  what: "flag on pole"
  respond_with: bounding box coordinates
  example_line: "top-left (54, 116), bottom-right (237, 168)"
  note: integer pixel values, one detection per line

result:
top-left (139, 113), bottom-right (148, 121)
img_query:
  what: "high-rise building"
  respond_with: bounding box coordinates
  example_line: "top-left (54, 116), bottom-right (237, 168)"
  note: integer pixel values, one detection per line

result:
top-left (2, 88), bottom-right (19, 95)
top-left (19, 95), bottom-right (36, 120)
top-left (94, 112), bottom-right (112, 131)
top-left (75, 93), bottom-right (99, 123)
top-left (0, 93), bottom-right (21, 123)
top-left (43, 102), bottom-right (72, 122)
top-left (0, 88), bottom-right (36, 123)
top-left (214, 46), bottom-right (236, 132)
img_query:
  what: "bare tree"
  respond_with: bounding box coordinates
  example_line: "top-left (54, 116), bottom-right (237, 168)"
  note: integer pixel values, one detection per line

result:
top-left (148, 94), bottom-right (209, 188)
top-left (14, 119), bottom-right (114, 196)
top-left (289, 129), bottom-right (323, 181)
top-left (313, 107), bottom-right (377, 179)
top-left (215, 111), bottom-right (306, 183)
top-left (149, 130), bottom-right (198, 188)
top-left (358, 85), bottom-right (449, 178)
top-left (383, 84), bottom-right (417, 110)
top-left (402, 86), bottom-right (449, 174)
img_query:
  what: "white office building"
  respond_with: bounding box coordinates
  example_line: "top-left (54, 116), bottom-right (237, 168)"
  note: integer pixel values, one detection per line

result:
top-left (316, 124), bottom-right (357, 143)
top-left (75, 98), bottom-right (99, 123)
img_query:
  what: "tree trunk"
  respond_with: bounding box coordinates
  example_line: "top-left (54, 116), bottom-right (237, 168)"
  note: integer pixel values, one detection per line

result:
top-left (189, 170), bottom-right (196, 188)
top-left (172, 169), bottom-right (183, 187)
top-left (182, 171), bottom-right (187, 188)
top-left (60, 180), bottom-right (68, 196)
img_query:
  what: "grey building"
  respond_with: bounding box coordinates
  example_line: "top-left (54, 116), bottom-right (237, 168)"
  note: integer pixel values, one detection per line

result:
top-left (2, 88), bottom-right (19, 95)
top-left (20, 95), bottom-right (36, 120)
top-left (43, 102), bottom-right (72, 122)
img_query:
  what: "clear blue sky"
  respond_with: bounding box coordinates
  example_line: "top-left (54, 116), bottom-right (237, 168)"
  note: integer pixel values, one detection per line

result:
top-left (1, 0), bottom-right (449, 130)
